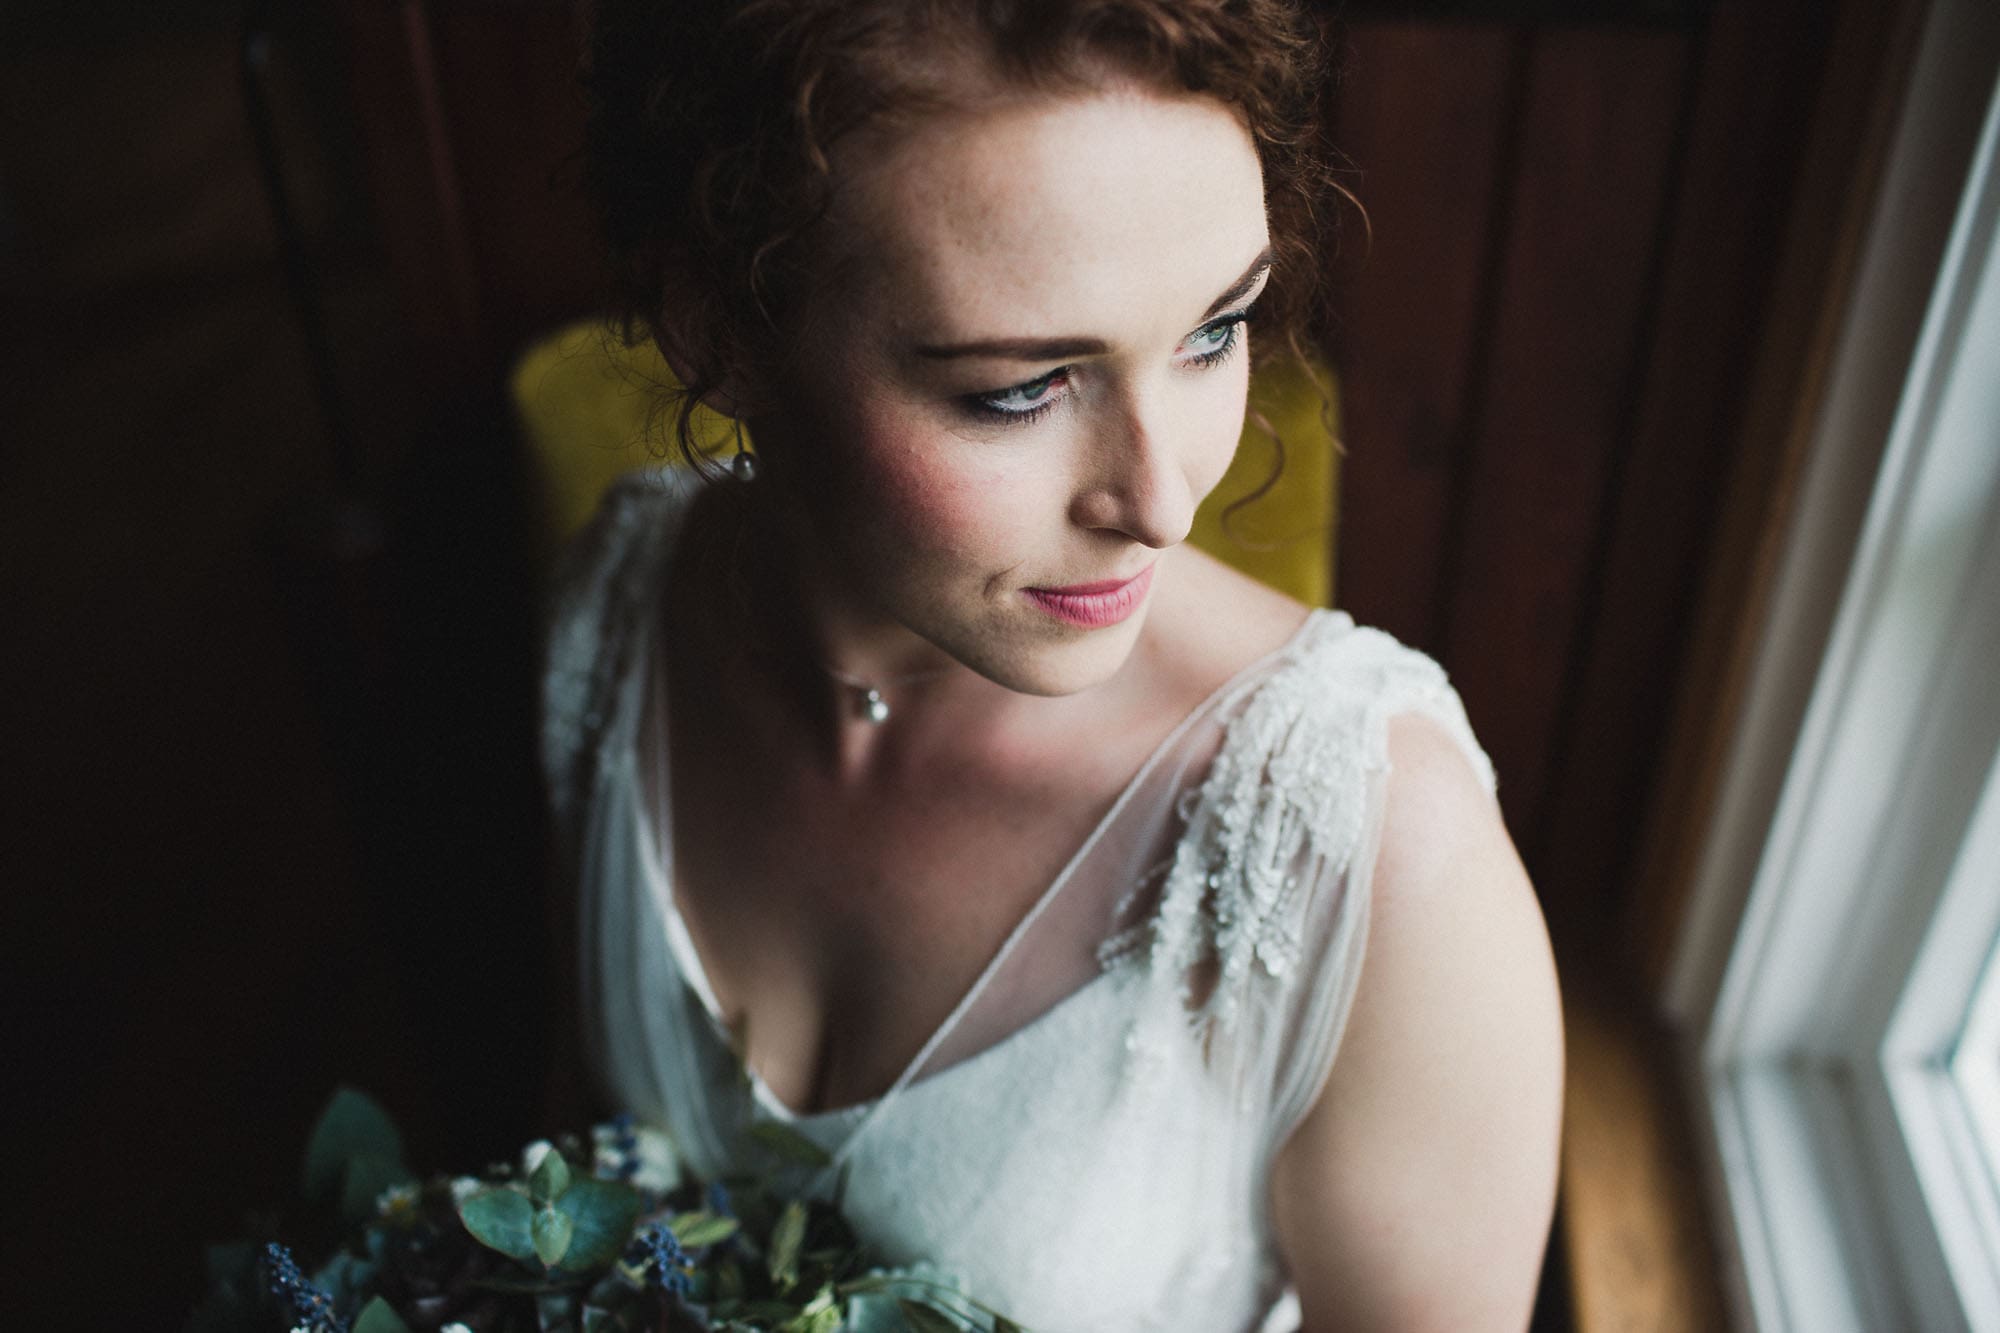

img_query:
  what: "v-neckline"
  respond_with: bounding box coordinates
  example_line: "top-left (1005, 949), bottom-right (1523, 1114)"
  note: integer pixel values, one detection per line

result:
top-left (624, 543), bottom-right (1332, 1138)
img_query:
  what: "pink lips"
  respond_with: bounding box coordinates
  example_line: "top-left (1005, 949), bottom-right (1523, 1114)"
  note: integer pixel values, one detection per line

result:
top-left (1022, 564), bottom-right (1156, 628)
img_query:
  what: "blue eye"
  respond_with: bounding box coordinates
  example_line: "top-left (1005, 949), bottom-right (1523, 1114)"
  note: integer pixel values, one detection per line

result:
top-left (967, 368), bottom-right (1070, 424)
top-left (1181, 312), bottom-right (1250, 368)
top-left (960, 302), bottom-right (1256, 428)
top-left (1176, 320), bottom-right (1240, 366)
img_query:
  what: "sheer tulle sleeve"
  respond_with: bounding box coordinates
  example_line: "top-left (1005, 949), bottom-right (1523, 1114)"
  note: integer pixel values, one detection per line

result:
top-left (1067, 616), bottom-right (1496, 1204)
top-left (539, 468), bottom-right (694, 838)
top-left (1256, 627), bottom-right (1498, 1151)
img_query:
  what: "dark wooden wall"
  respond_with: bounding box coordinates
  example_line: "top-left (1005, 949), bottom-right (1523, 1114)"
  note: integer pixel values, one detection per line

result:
top-left (1325, 3), bottom-right (1837, 951)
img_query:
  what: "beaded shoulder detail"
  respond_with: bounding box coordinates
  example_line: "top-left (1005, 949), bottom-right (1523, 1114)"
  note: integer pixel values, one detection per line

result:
top-left (539, 471), bottom-right (696, 828)
top-left (1101, 614), bottom-right (1495, 1031)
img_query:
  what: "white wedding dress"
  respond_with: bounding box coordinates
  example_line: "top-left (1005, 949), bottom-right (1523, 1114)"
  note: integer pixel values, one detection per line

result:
top-left (541, 469), bottom-right (1498, 1333)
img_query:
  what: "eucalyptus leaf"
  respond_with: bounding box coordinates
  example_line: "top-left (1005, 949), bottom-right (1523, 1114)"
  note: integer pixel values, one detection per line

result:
top-left (746, 1121), bottom-right (834, 1168)
top-left (341, 1150), bottom-right (414, 1227)
top-left (533, 1203), bottom-right (577, 1267)
top-left (302, 1087), bottom-right (406, 1203)
top-left (459, 1186), bottom-right (538, 1262)
top-left (313, 1251), bottom-right (378, 1309)
top-left (768, 1200), bottom-right (807, 1288)
top-left (351, 1298), bottom-right (415, 1333)
top-left (552, 1176), bottom-right (644, 1270)
top-left (530, 1146), bottom-right (573, 1205)
top-left (669, 1210), bottom-right (742, 1248)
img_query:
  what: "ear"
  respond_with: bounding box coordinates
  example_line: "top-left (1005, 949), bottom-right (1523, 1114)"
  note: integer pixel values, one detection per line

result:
top-left (645, 287), bottom-right (777, 420)
top-left (647, 333), bottom-right (765, 419)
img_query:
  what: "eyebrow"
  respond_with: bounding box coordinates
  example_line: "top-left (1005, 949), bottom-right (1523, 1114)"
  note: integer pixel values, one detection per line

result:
top-left (912, 244), bottom-right (1275, 362)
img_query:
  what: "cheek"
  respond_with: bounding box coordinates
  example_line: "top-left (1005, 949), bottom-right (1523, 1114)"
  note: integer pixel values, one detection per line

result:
top-left (1180, 360), bottom-right (1254, 501)
top-left (837, 414), bottom-right (1045, 575)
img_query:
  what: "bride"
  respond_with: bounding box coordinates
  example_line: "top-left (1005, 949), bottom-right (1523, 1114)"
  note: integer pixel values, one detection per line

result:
top-left (542, 1), bottom-right (1564, 1329)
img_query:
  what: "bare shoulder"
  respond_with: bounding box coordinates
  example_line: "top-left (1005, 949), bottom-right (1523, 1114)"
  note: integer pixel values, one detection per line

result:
top-left (1270, 712), bottom-right (1565, 1333)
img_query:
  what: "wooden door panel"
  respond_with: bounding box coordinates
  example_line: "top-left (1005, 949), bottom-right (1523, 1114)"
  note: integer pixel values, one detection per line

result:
top-left (1327, 24), bottom-right (1518, 654)
top-left (1437, 27), bottom-right (1688, 845)
top-left (1534, 0), bottom-right (1837, 931)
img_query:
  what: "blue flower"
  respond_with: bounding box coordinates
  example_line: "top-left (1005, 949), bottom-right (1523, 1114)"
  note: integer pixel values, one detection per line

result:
top-left (706, 1180), bottom-right (733, 1217)
top-left (594, 1112), bottom-right (643, 1181)
top-left (260, 1242), bottom-right (347, 1333)
top-left (627, 1222), bottom-right (693, 1294)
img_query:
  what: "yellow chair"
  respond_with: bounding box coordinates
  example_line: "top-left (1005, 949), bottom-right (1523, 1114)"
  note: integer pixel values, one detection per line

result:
top-left (512, 319), bottom-right (1339, 606)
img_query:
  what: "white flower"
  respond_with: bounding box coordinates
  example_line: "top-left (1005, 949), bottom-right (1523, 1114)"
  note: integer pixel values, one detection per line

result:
top-left (375, 1182), bottom-right (419, 1217)
top-left (442, 1325), bottom-right (474, 1333)
top-left (449, 1175), bottom-right (484, 1205)
top-left (520, 1138), bottom-right (556, 1175)
top-left (631, 1127), bottom-right (680, 1190)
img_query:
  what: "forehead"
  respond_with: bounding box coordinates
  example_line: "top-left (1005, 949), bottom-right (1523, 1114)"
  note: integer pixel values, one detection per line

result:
top-left (816, 85), bottom-right (1269, 338)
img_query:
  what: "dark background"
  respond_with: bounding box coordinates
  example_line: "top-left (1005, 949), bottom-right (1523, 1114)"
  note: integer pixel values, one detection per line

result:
top-left (1, 0), bottom-right (1895, 1324)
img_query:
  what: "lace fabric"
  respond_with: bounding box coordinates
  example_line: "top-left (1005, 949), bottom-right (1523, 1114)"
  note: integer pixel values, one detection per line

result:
top-left (541, 468), bottom-right (1498, 1333)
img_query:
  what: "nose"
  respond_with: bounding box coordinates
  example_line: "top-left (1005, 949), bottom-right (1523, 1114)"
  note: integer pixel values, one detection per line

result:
top-left (1069, 385), bottom-right (1199, 549)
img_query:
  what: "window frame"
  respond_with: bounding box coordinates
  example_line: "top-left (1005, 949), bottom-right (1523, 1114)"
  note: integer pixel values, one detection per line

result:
top-left (1660, 0), bottom-right (2000, 1325)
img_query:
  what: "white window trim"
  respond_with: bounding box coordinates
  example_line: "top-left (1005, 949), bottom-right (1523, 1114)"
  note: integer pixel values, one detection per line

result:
top-left (1661, 0), bottom-right (2000, 1326)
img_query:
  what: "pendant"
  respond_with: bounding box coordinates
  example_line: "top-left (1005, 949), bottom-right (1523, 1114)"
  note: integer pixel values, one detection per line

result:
top-left (731, 450), bottom-right (757, 482)
top-left (861, 687), bottom-right (890, 724)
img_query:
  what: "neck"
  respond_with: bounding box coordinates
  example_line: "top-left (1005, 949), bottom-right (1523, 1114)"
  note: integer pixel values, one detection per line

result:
top-left (687, 479), bottom-right (987, 749)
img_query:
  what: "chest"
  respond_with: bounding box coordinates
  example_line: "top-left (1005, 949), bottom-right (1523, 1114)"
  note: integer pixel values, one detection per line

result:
top-left (653, 688), bottom-right (1154, 1114)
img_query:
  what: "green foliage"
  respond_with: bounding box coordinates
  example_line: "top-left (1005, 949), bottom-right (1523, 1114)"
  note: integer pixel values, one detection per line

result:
top-left (533, 1202), bottom-right (578, 1266)
top-left (193, 1090), bottom-right (1023, 1333)
top-left (553, 1177), bottom-right (643, 1270)
top-left (768, 1200), bottom-right (808, 1288)
top-left (458, 1186), bottom-right (537, 1263)
top-left (782, 1289), bottom-right (842, 1333)
top-left (671, 1210), bottom-right (742, 1247)
top-left (530, 1146), bottom-right (573, 1205)
top-left (338, 1151), bottom-right (410, 1229)
top-left (303, 1086), bottom-right (413, 1228)
top-left (350, 1298), bottom-right (414, 1333)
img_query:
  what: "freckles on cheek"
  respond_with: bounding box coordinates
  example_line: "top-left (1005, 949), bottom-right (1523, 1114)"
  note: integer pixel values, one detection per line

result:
top-left (864, 438), bottom-right (1012, 561)
top-left (886, 479), bottom-right (996, 577)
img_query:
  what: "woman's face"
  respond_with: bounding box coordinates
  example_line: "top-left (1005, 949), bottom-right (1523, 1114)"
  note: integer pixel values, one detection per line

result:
top-left (754, 80), bottom-right (1272, 697)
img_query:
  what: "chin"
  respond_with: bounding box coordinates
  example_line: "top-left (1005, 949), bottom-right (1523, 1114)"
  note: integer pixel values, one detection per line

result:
top-left (956, 609), bottom-right (1150, 699)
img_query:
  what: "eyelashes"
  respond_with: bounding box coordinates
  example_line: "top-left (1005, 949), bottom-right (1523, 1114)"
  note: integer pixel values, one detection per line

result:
top-left (964, 306), bottom-right (1255, 427)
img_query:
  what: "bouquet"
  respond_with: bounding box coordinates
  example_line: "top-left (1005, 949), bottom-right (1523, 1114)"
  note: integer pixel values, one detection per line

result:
top-left (190, 1088), bottom-right (1019, 1333)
